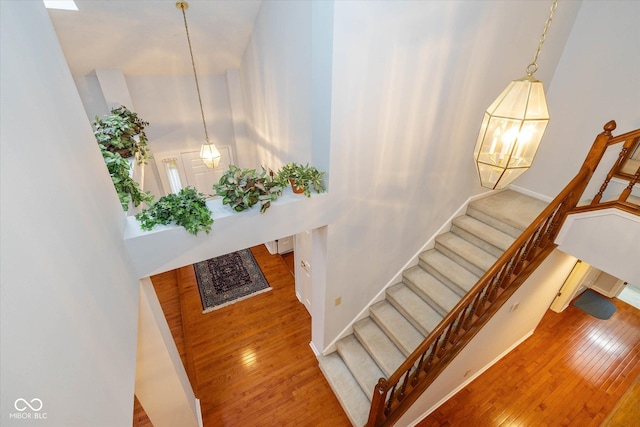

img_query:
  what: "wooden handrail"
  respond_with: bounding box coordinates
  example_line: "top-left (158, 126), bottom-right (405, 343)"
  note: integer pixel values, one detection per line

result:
top-left (366, 120), bottom-right (637, 426)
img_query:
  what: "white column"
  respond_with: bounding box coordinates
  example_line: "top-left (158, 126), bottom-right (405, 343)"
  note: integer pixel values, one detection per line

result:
top-left (95, 68), bottom-right (134, 110)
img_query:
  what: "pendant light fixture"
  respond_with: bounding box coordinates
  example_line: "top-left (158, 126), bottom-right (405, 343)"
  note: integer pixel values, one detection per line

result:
top-left (473, 0), bottom-right (558, 190)
top-left (176, 0), bottom-right (221, 169)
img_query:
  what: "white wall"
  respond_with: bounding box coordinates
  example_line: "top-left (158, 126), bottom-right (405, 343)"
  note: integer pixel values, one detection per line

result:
top-left (556, 210), bottom-right (640, 285)
top-left (126, 75), bottom-right (236, 156)
top-left (0, 2), bottom-right (140, 426)
top-left (239, 0), bottom-right (313, 171)
top-left (124, 190), bottom-right (335, 278)
top-left (516, 0), bottom-right (640, 198)
top-left (323, 0), bottom-right (580, 347)
top-left (225, 69), bottom-right (257, 168)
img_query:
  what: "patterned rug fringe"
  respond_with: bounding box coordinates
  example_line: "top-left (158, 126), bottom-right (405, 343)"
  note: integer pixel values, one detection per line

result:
top-left (202, 287), bottom-right (272, 313)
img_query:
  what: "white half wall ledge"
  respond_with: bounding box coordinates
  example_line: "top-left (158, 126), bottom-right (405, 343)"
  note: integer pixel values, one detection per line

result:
top-left (555, 208), bottom-right (640, 284)
top-left (124, 188), bottom-right (334, 278)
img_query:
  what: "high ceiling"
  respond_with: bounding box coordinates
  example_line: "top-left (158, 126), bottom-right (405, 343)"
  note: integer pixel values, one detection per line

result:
top-left (47, 0), bottom-right (262, 76)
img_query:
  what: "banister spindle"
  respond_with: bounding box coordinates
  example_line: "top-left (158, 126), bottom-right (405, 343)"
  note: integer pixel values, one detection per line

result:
top-left (619, 165), bottom-right (640, 203)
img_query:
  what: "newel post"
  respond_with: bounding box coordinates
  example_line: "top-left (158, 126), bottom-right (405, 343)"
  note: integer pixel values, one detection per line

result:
top-left (578, 120), bottom-right (615, 204)
top-left (584, 120), bottom-right (616, 173)
top-left (367, 378), bottom-right (389, 427)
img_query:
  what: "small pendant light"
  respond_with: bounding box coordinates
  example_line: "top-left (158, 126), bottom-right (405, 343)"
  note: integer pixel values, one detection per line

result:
top-left (177, 0), bottom-right (221, 169)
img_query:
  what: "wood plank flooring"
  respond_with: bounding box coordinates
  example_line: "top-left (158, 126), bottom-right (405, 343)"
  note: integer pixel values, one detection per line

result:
top-left (135, 247), bottom-right (640, 426)
top-left (419, 298), bottom-right (640, 427)
top-left (144, 245), bottom-right (350, 426)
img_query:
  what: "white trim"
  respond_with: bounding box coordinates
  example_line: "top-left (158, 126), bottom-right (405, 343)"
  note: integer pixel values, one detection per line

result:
top-left (309, 341), bottom-right (321, 357)
top-left (509, 184), bottom-right (553, 203)
top-left (195, 398), bottom-right (203, 427)
top-left (405, 330), bottom-right (535, 427)
top-left (322, 190), bottom-right (496, 354)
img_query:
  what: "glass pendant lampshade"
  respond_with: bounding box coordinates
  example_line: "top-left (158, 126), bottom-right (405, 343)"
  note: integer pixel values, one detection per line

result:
top-left (200, 142), bottom-right (221, 169)
top-left (473, 0), bottom-right (557, 190)
top-left (473, 76), bottom-right (549, 190)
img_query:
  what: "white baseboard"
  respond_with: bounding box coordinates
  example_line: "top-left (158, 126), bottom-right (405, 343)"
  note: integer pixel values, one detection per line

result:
top-left (195, 397), bottom-right (203, 427)
top-left (406, 329), bottom-right (535, 427)
top-left (509, 185), bottom-right (553, 203)
top-left (309, 341), bottom-right (321, 357)
top-left (322, 190), bottom-right (495, 355)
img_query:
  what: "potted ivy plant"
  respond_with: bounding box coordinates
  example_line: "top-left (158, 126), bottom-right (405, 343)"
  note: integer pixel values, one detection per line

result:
top-left (93, 105), bottom-right (152, 165)
top-left (135, 187), bottom-right (213, 235)
top-left (276, 162), bottom-right (325, 197)
top-left (213, 165), bottom-right (283, 213)
top-left (101, 145), bottom-right (154, 211)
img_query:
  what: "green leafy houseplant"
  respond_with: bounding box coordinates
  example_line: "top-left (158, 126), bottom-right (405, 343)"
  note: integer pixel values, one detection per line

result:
top-left (213, 165), bottom-right (283, 213)
top-left (93, 105), bottom-right (152, 165)
top-left (100, 145), bottom-right (154, 211)
top-left (135, 187), bottom-right (213, 235)
top-left (275, 162), bottom-right (326, 197)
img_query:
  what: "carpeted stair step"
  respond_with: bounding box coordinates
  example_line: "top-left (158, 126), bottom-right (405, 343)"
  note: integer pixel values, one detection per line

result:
top-left (370, 300), bottom-right (424, 356)
top-left (466, 190), bottom-right (547, 238)
top-left (336, 335), bottom-right (386, 398)
top-left (386, 283), bottom-right (443, 336)
top-left (353, 317), bottom-right (406, 377)
top-left (435, 232), bottom-right (498, 277)
top-left (403, 266), bottom-right (461, 316)
top-left (451, 215), bottom-right (515, 258)
top-left (419, 250), bottom-right (479, 296)
top-left (318, 352), bottom-right (370, 427)
top-left (317, 190), bottom-right (549, 423)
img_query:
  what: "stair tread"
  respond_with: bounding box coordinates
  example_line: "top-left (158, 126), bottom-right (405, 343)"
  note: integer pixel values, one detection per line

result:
top-left (318, 352), bottom-right (370, 427)
top-left (387, 284), bottom-right (443, 336)
top-left (404, 266), bottom-right (461, 314)
top-left (436, 232), bottom-right (498, 273)
top-left (354, 317), bottom-right (406, 377)
top-left (419, 250), bottom-right (479, 294)
top-left (336, 335), bottom-right (386, 398)
top-left (370, 300), bottom-right (424, 356)
top-left (468, 190), bottom-right (547, 236)
top-left (452, 215), bottom-right (515, 252)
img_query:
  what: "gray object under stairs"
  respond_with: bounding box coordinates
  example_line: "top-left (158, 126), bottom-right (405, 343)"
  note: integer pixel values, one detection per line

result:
top-left (318, 190), bottom-right (547, 426)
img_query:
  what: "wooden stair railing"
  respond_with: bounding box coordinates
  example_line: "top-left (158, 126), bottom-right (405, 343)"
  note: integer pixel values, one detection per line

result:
top-left (366, 120), bottom-right (638, 427)
top-left (572, 124), bottom-right (640, 216)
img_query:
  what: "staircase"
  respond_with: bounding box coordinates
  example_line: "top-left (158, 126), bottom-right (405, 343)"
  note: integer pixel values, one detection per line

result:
top-left (318, 190), bottom-right (547, 426)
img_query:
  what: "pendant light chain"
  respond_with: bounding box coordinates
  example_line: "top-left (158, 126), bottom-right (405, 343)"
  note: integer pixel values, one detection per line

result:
top-left (526, 0), bottom-right (559, 77)
top-left (178, 1), bottom-right (210, 143)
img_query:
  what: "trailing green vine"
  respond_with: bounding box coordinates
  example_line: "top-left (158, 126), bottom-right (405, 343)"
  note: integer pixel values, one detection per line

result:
top-left (213, 165), bottom-right (283, 213)
top-left (135, 187), bottom-right (213, 235)
top-left (101, 146), bottom-right (154, 211)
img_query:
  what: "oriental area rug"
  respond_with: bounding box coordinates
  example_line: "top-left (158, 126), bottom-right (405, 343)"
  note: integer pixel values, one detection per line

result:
top-left (194, 249), bottom-right (271, 313)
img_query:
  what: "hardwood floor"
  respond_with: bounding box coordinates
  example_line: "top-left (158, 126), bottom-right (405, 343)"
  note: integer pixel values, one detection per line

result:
top-left (419, 298), bottom-right (640, 427)
top-left (146, 245), bottom-right (350, 426)
top-left (136, 248), bottom-right (640, 427)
